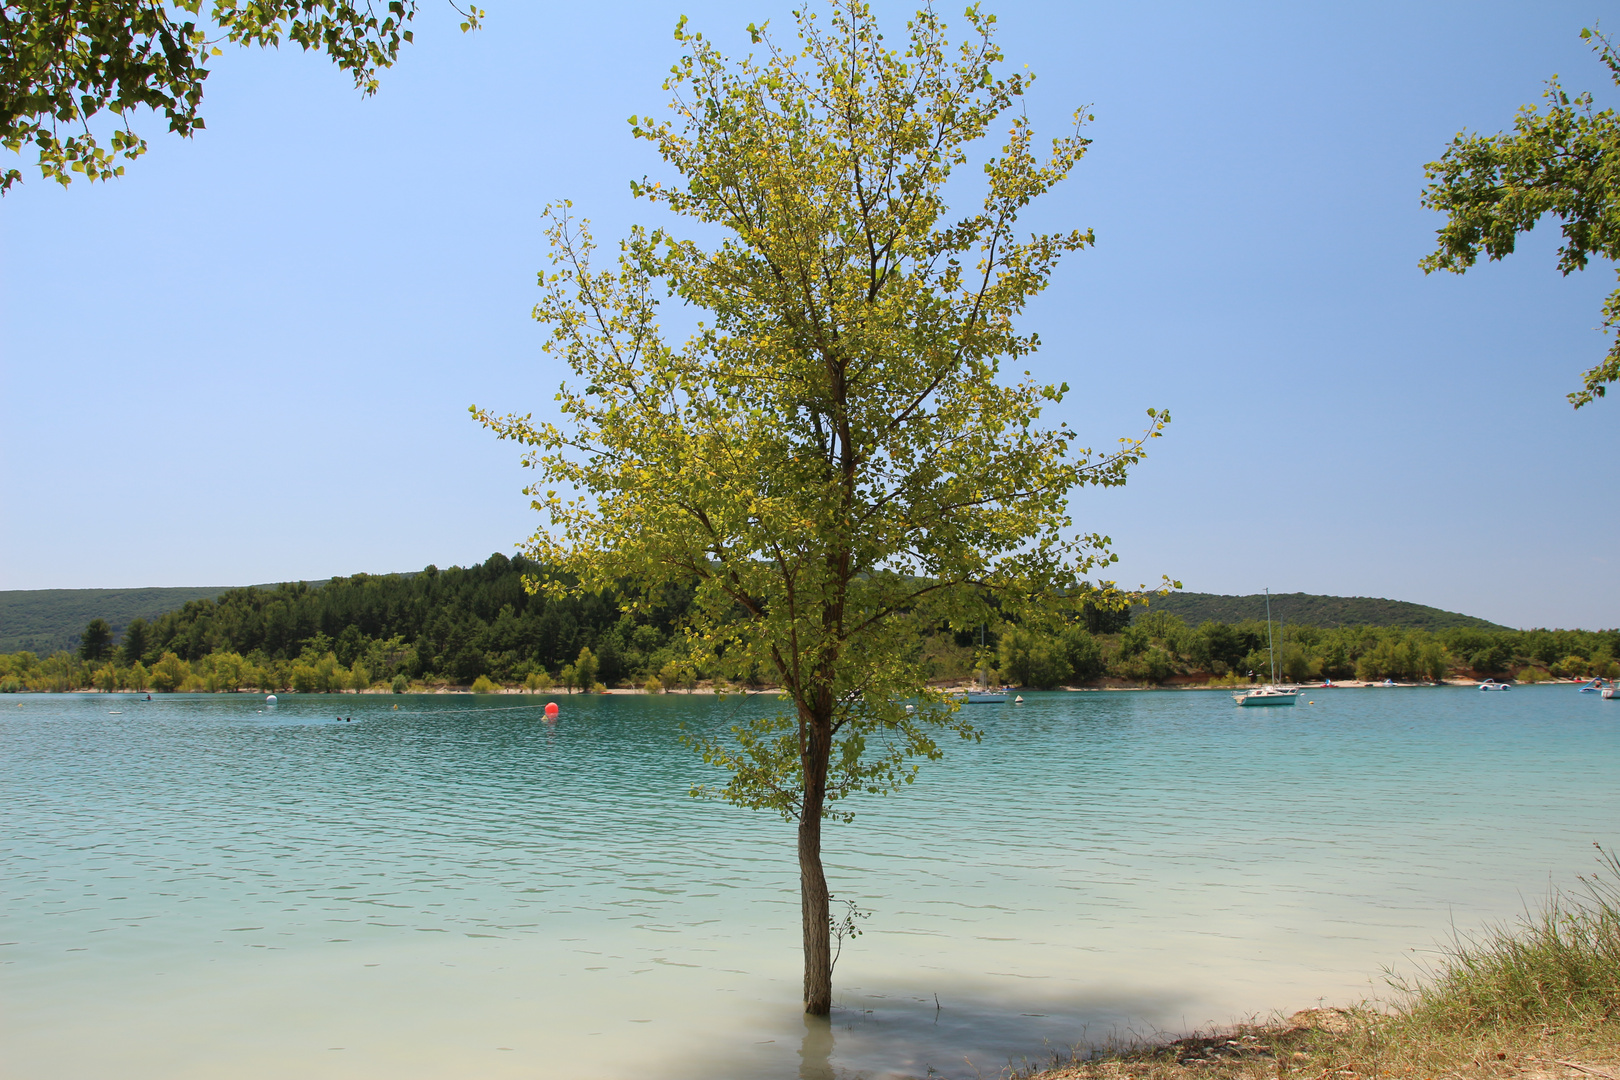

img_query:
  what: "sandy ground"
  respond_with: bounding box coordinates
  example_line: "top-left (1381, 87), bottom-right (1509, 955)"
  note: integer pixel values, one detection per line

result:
top-left (1025, 1009), bottom-right (1620, 1080)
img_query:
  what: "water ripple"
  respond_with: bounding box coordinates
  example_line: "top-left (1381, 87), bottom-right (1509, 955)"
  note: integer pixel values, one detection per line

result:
top-left (2, 687), bottom-right (1615, 1079)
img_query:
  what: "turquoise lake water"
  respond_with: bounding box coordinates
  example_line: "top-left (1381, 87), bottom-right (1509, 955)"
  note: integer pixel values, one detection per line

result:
top-left (3, 687), bottom-right (1617, 1079)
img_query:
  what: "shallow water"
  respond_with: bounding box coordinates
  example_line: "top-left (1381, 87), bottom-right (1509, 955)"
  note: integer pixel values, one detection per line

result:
top-left (3, 687), bottom-right (1617, 1079)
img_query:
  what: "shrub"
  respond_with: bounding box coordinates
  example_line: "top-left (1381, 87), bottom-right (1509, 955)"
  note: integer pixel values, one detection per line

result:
top-left (572, 647), bottom-right (600, 690)
top-left (391, 674), bottom-right (408, 693)
top-left (999, 626), bottom-right (1072, 688)
top-left (643, 675), bottom-right (662, 694)
top-left (1239, 647), bottom-right (1274, 680)
top-left (1551, 654), bottom-right (1592, 678)
top-left (1469, 643), bottom-right (1512, 675)
top-left (149, 652), bottom-right (188, 693)
top-left (1114, 645), bottom-right (1175, 684)
top-left (1117, 625), bottom-right (1149, 660)
top-left (1061, 627), bottom-right (1104, 683)
top-left (470, 674), bottom-right (498, 694)
top-left (1280, 644), bottom-right (1319, 683)
top-left (658, 660), bottom-right (694, 691)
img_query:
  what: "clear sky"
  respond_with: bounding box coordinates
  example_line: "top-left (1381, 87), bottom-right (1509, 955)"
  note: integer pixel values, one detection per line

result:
top-left (2, 1), bottom-right (1616, 629)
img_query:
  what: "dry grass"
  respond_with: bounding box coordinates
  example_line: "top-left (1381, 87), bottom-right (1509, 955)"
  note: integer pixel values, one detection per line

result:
top-left (1019, 1006), bottom-right (1620, 1080)
top-left (1022, 848), bottom-right (1620, 1080)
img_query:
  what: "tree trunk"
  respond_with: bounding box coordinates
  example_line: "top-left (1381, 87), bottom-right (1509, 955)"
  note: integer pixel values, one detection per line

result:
top-left (799, 708), bottom-right (833, 1015)
top-left (798, 806), bottom-right (832, 1014)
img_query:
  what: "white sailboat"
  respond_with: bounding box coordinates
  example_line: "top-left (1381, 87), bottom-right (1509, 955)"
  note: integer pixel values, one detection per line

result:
top-left (958, 625), bottom-right (1008, 704)
top-left (1234, 589), bottom-right (1300, 707)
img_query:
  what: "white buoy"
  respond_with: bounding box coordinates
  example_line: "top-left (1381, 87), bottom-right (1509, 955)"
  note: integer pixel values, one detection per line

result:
top-left (266, 694), bottom-right (278, 705)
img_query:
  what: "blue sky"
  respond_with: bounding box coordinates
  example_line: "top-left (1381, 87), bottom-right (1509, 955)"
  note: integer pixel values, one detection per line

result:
top-left (2, 0), bottom-right (1616, 629)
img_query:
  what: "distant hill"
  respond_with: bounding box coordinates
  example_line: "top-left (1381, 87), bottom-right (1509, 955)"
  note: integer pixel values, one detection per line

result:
top-left (0, 580), bottom-right (1514, 657)
top-left (0, 580), bottom-right (356, 654)
top-left (1143, 592), bottom-right (1511, 632)
top-left (0, 586), bottom-right (240, 655)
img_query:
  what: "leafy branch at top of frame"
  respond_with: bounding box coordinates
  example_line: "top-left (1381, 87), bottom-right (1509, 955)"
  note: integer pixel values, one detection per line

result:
top-left (0, 0), bottom-right (482, 192)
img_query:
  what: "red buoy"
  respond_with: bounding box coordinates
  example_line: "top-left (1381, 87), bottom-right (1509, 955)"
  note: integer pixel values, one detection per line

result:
top-left (544, 701), bottom-right (559, 719)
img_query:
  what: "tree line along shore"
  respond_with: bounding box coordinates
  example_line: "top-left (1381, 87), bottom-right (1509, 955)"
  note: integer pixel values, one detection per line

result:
top-left (1, 555), bottom-right (1615, 695)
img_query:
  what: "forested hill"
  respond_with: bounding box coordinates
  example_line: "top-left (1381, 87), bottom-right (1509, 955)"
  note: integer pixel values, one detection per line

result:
top-left (8, 561), bottom-right (1615, 695)
top-left (2, 555), bottom-right (678, 688)
top-left (1145, 592), bottom-right (1510, 631)
top-left (0, 586), bottom-right (234, 654)
top-left (0, 578), bottom-right (1517, 658)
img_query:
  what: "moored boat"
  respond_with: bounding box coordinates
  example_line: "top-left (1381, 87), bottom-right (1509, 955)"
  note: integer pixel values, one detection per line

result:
top-left (958, 624), bottom-right (1008, 703)
top-left (1233, 588), bottom-right (1298, 707)
top-left (1479, 678), bottom-right (1512, 692)
top-left (1234, 684), bottom-right (1301, 707)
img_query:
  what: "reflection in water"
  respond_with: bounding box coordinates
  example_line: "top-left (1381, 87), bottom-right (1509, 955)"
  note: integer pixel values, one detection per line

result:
top-left (799, 1015), bottom-right (835, 1080)
top-left (3, 688), bottom-right (1616, 1080)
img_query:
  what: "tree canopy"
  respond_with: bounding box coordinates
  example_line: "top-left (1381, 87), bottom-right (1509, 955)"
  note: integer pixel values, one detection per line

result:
top-left (0, 0), bottom-right (481, 192)
top-left (476, 0), bottom-right (1169, 1015)
top-left (1421, 27), bottom-right (1620, 408)
top-left (77, 616), bottom-right (111, 660)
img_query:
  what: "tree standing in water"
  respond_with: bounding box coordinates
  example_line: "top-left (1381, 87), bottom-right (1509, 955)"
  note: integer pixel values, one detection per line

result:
top-left (476, 0), bottom-right (1169, 1015)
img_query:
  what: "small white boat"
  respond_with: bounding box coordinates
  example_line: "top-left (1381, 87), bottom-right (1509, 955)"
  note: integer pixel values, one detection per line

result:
top-left (1234, 684), bottom-right (1300, 707)
top-left (1479, 679), bottom-right (1512, 692)
top-left (958, 625), bottom-right (1008, 703)
top-left (1233, 590), bottom-right (1298, 707)
top-left (1602, 686), bottom-right (1618, 700)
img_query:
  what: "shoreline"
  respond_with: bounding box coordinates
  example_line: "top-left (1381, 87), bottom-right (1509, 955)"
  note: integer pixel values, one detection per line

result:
top-left (10, 676), bottom-right (1600, 697)
top-left (1026, 1007), bottom-right (1619, 1080)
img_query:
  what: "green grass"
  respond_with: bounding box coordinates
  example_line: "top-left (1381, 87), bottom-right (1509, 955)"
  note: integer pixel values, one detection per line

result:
top-left (1391, 844), bottom-right (1620, 1032)
top-left (1029, 848), bottom-right (1620, 1080)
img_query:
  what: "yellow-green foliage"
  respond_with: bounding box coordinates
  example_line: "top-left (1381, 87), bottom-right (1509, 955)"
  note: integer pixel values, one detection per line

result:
top-left (149, 651), bottom-right (188, 693)
top-left (469, 2), bottom-right (1181, 1012)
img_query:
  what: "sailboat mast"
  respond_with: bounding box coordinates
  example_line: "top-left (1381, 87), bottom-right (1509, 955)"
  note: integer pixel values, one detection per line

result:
top-left (979, 624), bottom-right (987, 691)
top-left (1264, 588), bottom-right (1276, 684)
